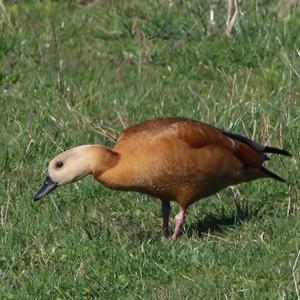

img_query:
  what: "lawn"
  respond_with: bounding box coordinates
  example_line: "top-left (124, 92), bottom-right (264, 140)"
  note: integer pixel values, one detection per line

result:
top-left (0, 0), bottom-right (300, 298)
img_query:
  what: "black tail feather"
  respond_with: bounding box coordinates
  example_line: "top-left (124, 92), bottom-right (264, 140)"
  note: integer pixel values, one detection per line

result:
top-left (221, 130), bottom-right (292, 157)
top-left (264, 146), bottom-right (292, 157)
top-left (261, 167), bottom-right (285, 182)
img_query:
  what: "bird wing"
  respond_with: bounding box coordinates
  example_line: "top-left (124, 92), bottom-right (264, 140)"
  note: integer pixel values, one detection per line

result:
top-left (169, 121), bottom-right (263, 169)
top-left (116, 117), bottom-right (263, 169)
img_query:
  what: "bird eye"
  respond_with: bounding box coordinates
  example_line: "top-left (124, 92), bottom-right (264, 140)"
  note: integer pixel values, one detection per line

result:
top-left (56, 161), bottom-right (64, 169)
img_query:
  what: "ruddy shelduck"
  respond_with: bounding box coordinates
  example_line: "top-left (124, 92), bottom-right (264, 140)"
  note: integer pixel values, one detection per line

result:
top-left (33, 117), bottom-right (291, 240)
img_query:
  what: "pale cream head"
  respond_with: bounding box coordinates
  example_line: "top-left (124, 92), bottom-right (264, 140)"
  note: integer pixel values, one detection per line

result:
top-left (48, 145), bottom-right (94, 186)
top-left (33, 144), bottom-right (119, 201)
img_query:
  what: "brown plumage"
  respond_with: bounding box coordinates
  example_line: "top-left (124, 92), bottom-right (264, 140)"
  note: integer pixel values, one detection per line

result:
top-left (33, 117), bottom-right (291, 240)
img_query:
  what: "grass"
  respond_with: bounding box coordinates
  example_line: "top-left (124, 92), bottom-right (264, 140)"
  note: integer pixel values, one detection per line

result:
top-left (0, 0), bottom-right (300, 298)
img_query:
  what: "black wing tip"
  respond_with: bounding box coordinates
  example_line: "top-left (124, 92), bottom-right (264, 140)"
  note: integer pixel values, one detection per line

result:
top-left (261, 167), bottom-right (286, 183)
top-left (264, 146), bottom-right (292, 157)
top-left (221, 129), bottom-right (293, 158)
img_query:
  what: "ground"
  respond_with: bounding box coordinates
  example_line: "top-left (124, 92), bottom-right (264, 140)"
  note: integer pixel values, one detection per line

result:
top-left (0, 0), bottom-right (300, 298)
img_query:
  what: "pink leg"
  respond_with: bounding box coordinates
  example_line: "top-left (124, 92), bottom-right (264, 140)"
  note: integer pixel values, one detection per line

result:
top-left (161, 200), bottom-right (171, 237)
top-left (172, 209), bottom-right (186, 241)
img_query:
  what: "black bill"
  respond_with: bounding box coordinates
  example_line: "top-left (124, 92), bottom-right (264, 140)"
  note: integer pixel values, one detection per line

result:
top-left (33, 176), bottom-right (58, 201)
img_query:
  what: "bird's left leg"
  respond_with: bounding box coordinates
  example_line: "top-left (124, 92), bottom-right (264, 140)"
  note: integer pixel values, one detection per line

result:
top-left (172, 207), bottom-right (186, 241)
top-left (161, 200), bottom-right (171, 238)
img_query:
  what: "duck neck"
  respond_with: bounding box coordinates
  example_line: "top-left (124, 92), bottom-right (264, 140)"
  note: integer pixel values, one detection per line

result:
top-left (87, 145), bottom-right (120, 176)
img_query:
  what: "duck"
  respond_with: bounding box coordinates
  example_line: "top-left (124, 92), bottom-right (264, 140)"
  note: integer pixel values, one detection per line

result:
top-left (33, 117), bottom-right (291, 240)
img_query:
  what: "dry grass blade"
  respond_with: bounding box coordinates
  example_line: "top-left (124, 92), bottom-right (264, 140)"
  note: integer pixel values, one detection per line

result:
top-left (225, 0), bottom-right (239, 36)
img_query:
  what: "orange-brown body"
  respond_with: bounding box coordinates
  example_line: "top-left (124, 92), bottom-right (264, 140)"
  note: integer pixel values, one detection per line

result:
top-left (34, 117), bottom-right (291, 240)
top-left (99, 118), bottom-right (266, 208)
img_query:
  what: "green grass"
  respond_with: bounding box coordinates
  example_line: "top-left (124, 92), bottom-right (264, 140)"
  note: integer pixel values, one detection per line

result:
top-left (1, 0), bottom-right (300, 298)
